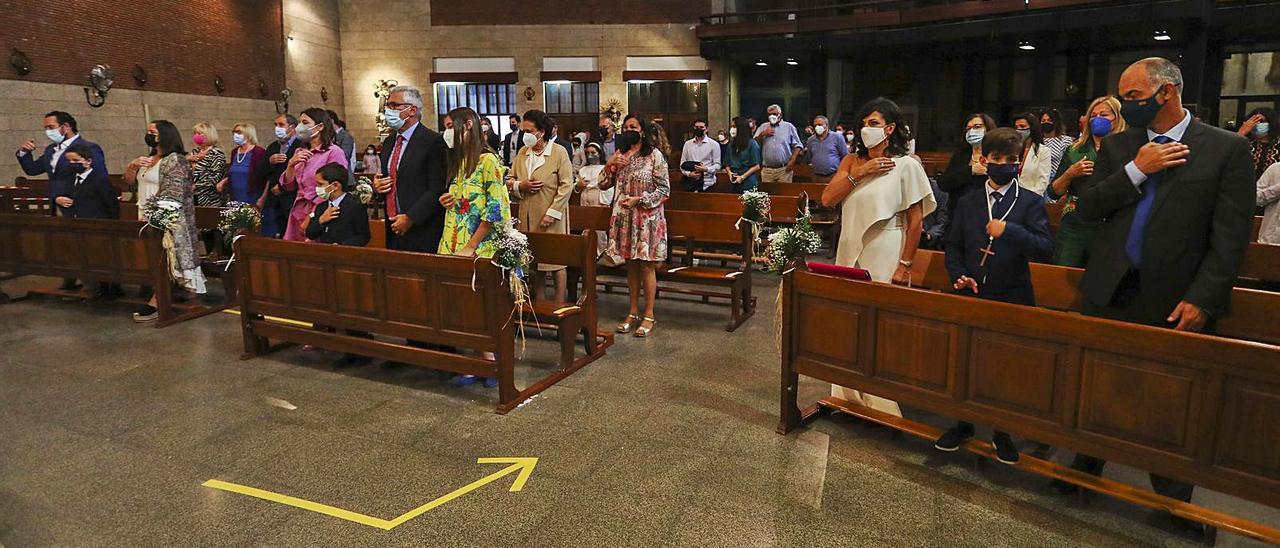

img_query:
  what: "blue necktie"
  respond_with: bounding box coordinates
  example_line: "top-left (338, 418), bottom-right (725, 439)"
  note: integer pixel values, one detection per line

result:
top-left (1124, 135), bottom-right (1174, 266)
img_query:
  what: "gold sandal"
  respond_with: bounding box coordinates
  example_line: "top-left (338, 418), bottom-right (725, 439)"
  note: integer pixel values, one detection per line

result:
top-left (634, 317), bottom-right (656, 338)
top-left (617, 314), bottom-right (641, 333)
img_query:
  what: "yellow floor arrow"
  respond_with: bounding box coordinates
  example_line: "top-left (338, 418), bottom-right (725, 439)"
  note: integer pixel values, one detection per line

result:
top-left (202, 457), bottom-right (538, 530)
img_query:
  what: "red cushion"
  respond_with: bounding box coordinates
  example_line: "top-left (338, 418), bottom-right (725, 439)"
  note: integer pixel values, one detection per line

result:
top-left (807, 262), bottom-right (872, 281)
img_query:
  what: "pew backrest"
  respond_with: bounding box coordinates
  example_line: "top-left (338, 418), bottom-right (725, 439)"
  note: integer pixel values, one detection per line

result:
top-left (665, 192), bottom-right (803, 222)
top-left (0, 214), bottom-right (161, 286)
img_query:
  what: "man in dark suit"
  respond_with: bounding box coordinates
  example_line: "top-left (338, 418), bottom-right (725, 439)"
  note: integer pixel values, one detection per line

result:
top-left (262, 113), bottom-right (300, 238)
top-left (15, 111), bottom-right (108, 217)
top-left (1065, 57), bottom-right (1255, 523)
top-left (303, 163), bottom-right (371, 246)
top-left (502, 114), bottom-right (524, 166)
top-left (375, 85), bottom-right (448, 253)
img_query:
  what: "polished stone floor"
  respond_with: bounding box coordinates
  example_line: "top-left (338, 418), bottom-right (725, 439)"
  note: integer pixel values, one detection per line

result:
top-left (1, 274), bottom-right (1277, 547)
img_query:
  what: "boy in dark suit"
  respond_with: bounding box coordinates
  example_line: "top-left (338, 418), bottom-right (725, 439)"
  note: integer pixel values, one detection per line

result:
top-left (304, 162), bottom-right (371, 246)
top-left (936, 127), bottom-right (1054, 464)
top-left (58, 143), bottom-right (119, 220)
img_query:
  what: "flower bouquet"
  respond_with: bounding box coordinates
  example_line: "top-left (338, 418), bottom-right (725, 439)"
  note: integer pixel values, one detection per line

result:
top-left (218, 201), bottom-right (261, 247)
top-left (765, 215), bottom-right (822, 275)
top-left (354, 176), bottom-right (375, 205)
top-left (140, 195), bottom-right (183, 232)
top-left (491, 218), bottom-right (532, 279)
top-left (738, 190), bottom-right (772, 225)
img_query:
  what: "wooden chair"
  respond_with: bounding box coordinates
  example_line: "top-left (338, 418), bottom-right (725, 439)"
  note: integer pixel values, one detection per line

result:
top-left (523, 230), bottom-right (612, 369)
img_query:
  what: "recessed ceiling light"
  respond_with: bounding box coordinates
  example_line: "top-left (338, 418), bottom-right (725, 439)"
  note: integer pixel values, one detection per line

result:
top-left (786, 58), bottom-right (799, 66)
top-left (755, 59), bottom-right (768, 66)
top-left (1017, 40), bottom-right (1036, 51)
top-left (1153, 30), bottom-right (1172, 41)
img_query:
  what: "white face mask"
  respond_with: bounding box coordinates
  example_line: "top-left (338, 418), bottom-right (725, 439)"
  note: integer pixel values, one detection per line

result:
top-left (274, 126), bottom-right (289, 141)
top-left (522, 132), bottom-right (539, 148)
top-left (729, 127), bottom-right (738, 138)
top-left (315, 182), bottom-right (332, 201)
top-left (814, 125), bottom-right (826, 135)
top-left (232, 133), bottom-right (247, 146)
top-left (441, 128), bottom-right (455, 149)
top-left (768, 114), bottom-right (780, 124)
top-left (861, 126), bottom-right (888, 149)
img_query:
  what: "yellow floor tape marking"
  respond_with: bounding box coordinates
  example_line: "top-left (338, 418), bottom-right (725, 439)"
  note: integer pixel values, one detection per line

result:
top-left (202, 457), bottom-right (538, 531)
top-left (221, 308), bottom-right (313, 328)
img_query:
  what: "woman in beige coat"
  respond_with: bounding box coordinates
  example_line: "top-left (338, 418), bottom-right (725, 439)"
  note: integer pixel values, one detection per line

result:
top-left (509, 110), bottom-right (574, 302)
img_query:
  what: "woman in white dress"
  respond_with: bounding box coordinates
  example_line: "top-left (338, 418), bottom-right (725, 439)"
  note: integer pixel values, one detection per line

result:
top-left (821, 97), bottom-right (937, 417)
top-left (575, 142), bottom-right (615, 262)
top-left (124, 132), bottom-right (164, 214)
top-left (1012, 112), bottom-right (1053, 195)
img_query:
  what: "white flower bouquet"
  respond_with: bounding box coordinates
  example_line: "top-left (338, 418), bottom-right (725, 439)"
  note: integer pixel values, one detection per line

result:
top-left (738, 190), bottom-right (772, 224)
top-left (765, 216), bottom-right (822, 274)
top-left (141, 195), bottom-right (183, 232)
top-left (354, 176), bottom-right (375, 205)
top-left (218, 201), bottom-right (261, 246)
top-left (491, 219), bottom-right (532, 279)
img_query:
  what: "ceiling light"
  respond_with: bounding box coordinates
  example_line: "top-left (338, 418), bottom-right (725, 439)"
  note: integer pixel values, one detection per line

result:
top-left (544, 80), bottom-right (571, 85)
top-left (755, 59), bottom-right (768, 67)
top-left (682, 79), bottom-right (708, 84)
top-left (628, 79), bottom-right (655, 84)
top-left (1153, 29), bottom-right (1171, 41)
top-left (786, 58), bottom-right (799, 66)
top-left (1017, 40), bottom-right (1036, 51)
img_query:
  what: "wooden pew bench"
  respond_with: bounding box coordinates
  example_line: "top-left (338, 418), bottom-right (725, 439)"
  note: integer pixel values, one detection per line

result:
top-left (0, 214), bottom-right (229, 326)
top-left (235, 237), bottom-right (600, 413)
top-left (664, 191), bottom-right (838, 260)
top-left (523, 230), bottom-right (613, 372)
top-left (778, 266), bottom-right (1280, 543)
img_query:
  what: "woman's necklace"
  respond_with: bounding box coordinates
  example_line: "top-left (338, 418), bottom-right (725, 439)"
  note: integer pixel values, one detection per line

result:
top-left (235, 146), bottom-right (250, 164)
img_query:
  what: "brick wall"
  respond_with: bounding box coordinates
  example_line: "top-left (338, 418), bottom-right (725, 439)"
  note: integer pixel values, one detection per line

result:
top-left (2, 0), bottom-right (285, 99)
top-left (430, 0), bottom-right (711, 25)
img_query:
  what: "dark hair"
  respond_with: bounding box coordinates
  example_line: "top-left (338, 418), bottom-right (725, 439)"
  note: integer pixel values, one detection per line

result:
top-left (45, 111), bottom-right (77, 133)
top-left (282, 113), bottom-right (299, 126)
top-left (1039, 108), bottom-right (1067, 137)
top-left (64, 142), bottom-right (94, 160)
top-left (981, 127), bottom-right (1023, 159)
top-left (152, 120), bottom-right (186, 156)
top-left (693, 118), bottom-right (708, 127)
top-left (1246, 107), bottom-right (1278, 129)
top-left (300, 107), bottom-right (336, 150)
top-left (621, 113), bottom-right (655, 157)
top-left (316, 162), bottom-right (349, 188)
top-left (522, 109), bottom-right (553, 136)
top-left (961, 113), bottom-right (997, 146)
top-left (447, 107), bottom-right (491, 178)
top-left (854, 97), bottom-right (911, 158)
top-left (325, 110), bottom-right (346, 129)
top-left (1012, 112), bottom-right (1044, 150)
top-left (509, 114), bottom-right (520, 122)
top-left (731, 116), bottom-right (752, 153)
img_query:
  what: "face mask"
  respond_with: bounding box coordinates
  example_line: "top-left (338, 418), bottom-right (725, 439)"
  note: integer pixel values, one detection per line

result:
top-left (69, 162), bottom-right (87, 174)
top-left (1016, 128), bottom-right (1031, 141)
top-left (586, 153), bottom-right (600, 164)
top-left (987, 162), bottom-right (1020, 186)
top-left (693, 128), bottom-right (705, 138)
top-left (768, 114), bottom-right (780, 125)
top-left (814, 125), bottom-right (826, 135)
top-left (366, 149), bottom-right (376, 156)
top-left (296, 123), bottom-right (313, 141)
top-left (193, 134), bottom-right (207, 147)
top-left (1040, 122), bottom-right (1055, 134)
top-left (1256, 122), bottom-right (1271, 137)
top-left (860, 126), bottom-right (887, 149)
top-left (522, 132), bottom-right (539, 148)
top-left (481, 124), bottom-right (491, 133)
top-left (46, 128), bottom-right (65, 144)
top-left (845, 133), bottom-right (855, 143)
top-left (1089, 116), bottom-right (1113, 137)
top-left (233, 133), bottom-right (246, 146)
top-left (617, 130), bottom-right (640, 150)
top-left (729, 127), bottom-right (738, 138)
top-left (315, 182), bottom-right (332, 201)
top-left (442, 128), bottom-right (455, 149)
top-left (965, 128), bottom-right (985, 146)
top-left (1120, 88), bottom-right (1165, 129)
top-left (717, 133), bottom-right (727, 143)
top-left (275, 126), bottom-right (289, 141)
top-left (144, 133), bottom-right (158, 148)
top-left (384, 108), bottom-right (406, 130)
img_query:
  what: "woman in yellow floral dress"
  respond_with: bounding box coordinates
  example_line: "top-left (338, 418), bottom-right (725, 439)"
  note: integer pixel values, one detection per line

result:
top-left (439, 107), bottom-right (511, 258)
top-left (437, 107), bottom-right (510, 388)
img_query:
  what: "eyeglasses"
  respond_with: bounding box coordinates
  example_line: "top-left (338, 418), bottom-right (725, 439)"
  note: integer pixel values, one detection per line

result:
top-left (385, 102), bottom-right (413, 109)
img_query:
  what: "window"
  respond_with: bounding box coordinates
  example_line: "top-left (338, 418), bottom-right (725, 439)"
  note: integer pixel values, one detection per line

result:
top-left (544, 82), bottom-right (599, 115)
top-left (434, 83), bottom-right (517, 137)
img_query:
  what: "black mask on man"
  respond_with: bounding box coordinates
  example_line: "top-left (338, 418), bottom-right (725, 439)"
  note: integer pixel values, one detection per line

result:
top-left (693, 128), bottom-right (705, 138)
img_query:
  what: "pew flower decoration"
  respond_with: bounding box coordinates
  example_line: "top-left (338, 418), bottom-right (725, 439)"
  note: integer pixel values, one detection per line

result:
top-left (765, 215), bottom-right (822, 274)
top-left (738, 190), bottom-right (771, 225)
top-left (217, 202), bottom-right (261, 247)
top-left (354, 176), bottom-right (375, 205)
top-left (491, 218), bottom-right (532, 279)
top-left (141, 195), bottom-right (182, 232)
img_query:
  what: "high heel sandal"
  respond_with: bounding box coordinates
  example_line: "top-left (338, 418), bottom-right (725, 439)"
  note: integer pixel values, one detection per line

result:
top-left (617, 314), bottom-right (641, 333)
top-left (634, 317), bottom-right (656, 338)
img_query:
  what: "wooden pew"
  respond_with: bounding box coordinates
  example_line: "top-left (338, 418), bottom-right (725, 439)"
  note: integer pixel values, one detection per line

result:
top-left (1253, 215), bottom-right (1262, 241)
top-left (1236, 242), bottom-right (1280, 286)
top-left (0, 185), bottom-right (51, 215)
top-left (666, 192), bottom-right (801, 223)
top-left (235, 237), bottom-right (599, 414)
top-left (0, 214), bottom-right (228, 326)
top-left (778, 267), bottom-right (1280, 543)
top-left (759, 181), bottom-right (827, 199)
top-left (917, 151), bottom-right (952, 177)
top-left (523, 230), bottom-right (613, 368)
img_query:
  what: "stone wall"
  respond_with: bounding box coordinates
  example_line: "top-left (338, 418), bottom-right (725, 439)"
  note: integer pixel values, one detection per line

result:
top-left (337, 0), bottom-right (725, 148)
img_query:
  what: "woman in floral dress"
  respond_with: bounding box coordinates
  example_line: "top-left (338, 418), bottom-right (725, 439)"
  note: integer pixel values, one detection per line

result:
top-left (601, 113), bottom-right (669, 338)
top-left (133, 120), bottom-right (207, 323)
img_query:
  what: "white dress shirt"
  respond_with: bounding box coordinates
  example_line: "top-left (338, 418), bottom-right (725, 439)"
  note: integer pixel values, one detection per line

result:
top-left (50, 134), bottom-right (80, 173)
top-left (680, 136), bottom-right (722, 190)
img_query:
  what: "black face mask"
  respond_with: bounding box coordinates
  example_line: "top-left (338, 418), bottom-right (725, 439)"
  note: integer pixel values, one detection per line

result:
top-left (69, 162), bottom-right (88, 174)
top-left (509, 122), bottom-right (518, 131)
top-left (1040, 121), bottom-right (1055, 134)
top-left (144, 133), bottom-right (158, 148)
top-left (616, 130), bottom-right (641, 151)
top-left (693, 128), bottom-right (705, 138)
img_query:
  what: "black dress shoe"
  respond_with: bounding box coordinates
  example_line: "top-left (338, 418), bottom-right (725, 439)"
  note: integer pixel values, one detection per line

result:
top-left (935, 422), bottom-right (975, 452)
top-left (992, 432), bottom-right (1020, 464)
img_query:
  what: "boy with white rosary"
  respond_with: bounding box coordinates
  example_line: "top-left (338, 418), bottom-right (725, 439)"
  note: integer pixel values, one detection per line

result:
top-left (936, 127), bottom-right (1054, 463)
